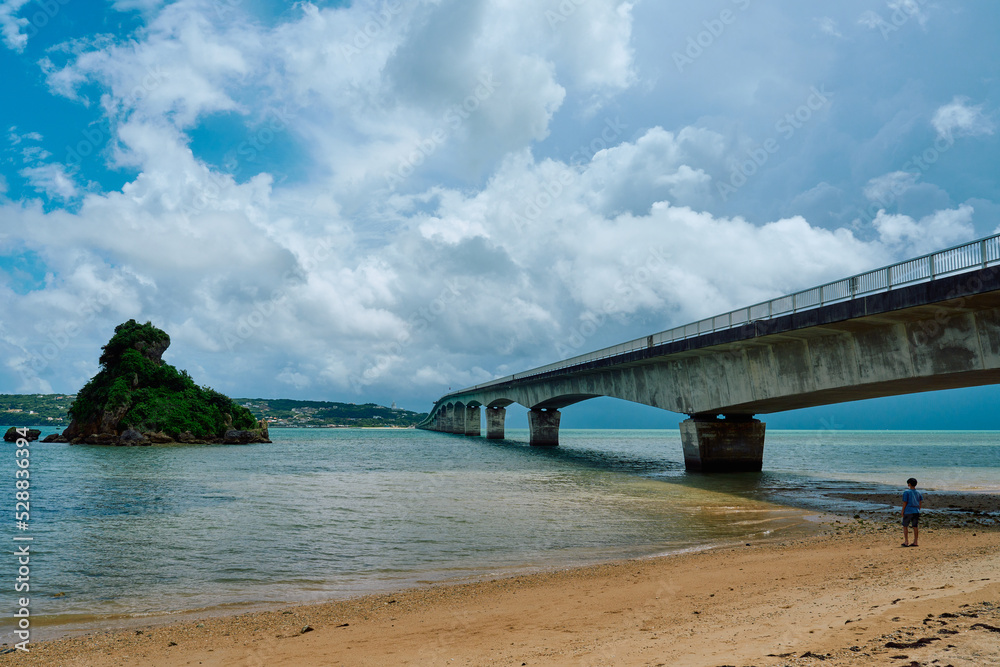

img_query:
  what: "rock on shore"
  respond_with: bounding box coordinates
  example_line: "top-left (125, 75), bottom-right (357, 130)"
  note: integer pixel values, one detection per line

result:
top-left (3, 427), bottom-right (41, 442)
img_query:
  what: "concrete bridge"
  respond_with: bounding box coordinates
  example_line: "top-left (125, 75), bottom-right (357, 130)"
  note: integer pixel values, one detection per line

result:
top-left (419, 235), bottom-right (1000, 471)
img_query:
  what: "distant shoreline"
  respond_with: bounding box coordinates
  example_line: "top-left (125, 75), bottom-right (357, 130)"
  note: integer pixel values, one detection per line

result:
top-left (0, 394), bottom-right (428, 429)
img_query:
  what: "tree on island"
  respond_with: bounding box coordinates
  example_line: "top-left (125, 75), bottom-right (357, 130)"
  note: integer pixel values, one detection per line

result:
top-left (51, 320), bottom-right (270, 445)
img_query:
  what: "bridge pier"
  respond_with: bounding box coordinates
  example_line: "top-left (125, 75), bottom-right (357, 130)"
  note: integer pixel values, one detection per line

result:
top-left (464, 405), bottom-right (481, 436)
top-left (528, 408), bottom-right (560, 446)
top-left (680, 415), bottom-right (765, 472)
top-left (486, 407), bottom-right (506, 439)
top-left (452, 405), bottom-right (468, 434)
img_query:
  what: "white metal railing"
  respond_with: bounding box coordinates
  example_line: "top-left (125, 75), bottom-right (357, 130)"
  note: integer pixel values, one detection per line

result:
top-left (438, 233), bottom-right (1000, 401)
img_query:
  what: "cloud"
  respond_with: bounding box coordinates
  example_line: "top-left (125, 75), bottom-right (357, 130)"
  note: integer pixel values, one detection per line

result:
top-left (277, 367), bottom-right (311, 390)
top-left (580, 126), bottom-right (723, 215)
top-left (932, 97), bottom-right (995, 142)
top-left (4, 0), bottom-right (999, 408)
top-left (44, 2), bottom-right (253, 128)
top-left (398, 132), bottom-right (889, 333)
top-left (0, 0), bottom-right (29, 52)
top-left (873, 204), bottom-right (975, 255)
top-left (110, 0), bottom-right (165, 12)
top-left (888, 0), bottom-right (929, 28)
top-left (19, 163), bottom-right (78, 200)
top-left (864, 171), bottom-right (919, 204)
top-left (816, 17), bottom-right (842, 38)
top-left (3, 117), bottom-right (899, 400)
top-left (544, 0), bottom-right (636, 92)
top-left (270, 0), bottom-right (634, 194)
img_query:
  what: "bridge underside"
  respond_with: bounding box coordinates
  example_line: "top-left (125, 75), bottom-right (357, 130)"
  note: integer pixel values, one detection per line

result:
top-left (422, 281), bottom-right (1000, 472)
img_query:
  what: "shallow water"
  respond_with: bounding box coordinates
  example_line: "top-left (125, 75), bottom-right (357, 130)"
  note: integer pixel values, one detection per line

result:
top-left (1, 426), bottom-right (997, 638)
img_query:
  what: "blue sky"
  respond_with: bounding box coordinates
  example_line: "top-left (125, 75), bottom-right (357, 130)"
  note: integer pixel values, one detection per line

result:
top-left (1, 0), bottom-right (999, 427)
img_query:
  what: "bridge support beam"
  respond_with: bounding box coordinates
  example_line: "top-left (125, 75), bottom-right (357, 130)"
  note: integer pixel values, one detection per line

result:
top-left (486, 407), bottom-right (506, 439)
top-left (464, 406), bottom-right (481, 436)
top-left (528, 408), bottom-right (561, 446)
top-left (680, 415), bottom-right (765, 472)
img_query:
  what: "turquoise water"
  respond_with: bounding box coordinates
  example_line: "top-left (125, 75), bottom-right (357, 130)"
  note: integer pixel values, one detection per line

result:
top-left (1, 426), bottom-right (998, 638)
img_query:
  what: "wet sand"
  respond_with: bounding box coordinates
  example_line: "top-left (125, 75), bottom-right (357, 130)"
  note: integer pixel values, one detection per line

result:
top-left (3, 507), bottom-right (998, 667)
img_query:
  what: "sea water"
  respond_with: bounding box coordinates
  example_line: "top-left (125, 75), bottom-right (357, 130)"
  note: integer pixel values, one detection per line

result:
top-left (1, 426), bottom-right (998, 639)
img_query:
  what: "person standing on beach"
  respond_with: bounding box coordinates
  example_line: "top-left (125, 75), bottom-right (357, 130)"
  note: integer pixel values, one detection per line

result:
top-left (902, 477), bottom-right (923, 547)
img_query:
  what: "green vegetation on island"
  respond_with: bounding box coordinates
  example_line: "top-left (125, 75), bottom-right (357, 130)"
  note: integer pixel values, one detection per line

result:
top-left (235, 399), bottom-right (428, 428)
top-left (0, 393), bottom-right (75, 426)
top-left (59, 320), bottom-right (268, 445)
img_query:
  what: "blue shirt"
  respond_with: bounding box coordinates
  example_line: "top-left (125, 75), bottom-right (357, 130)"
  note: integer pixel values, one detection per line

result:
top-left (902, 488), bottom-right (922, 514)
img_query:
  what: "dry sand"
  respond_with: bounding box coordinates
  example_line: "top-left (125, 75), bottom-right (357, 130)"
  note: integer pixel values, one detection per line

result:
top-left (3, 504), bottom-right (998, 667)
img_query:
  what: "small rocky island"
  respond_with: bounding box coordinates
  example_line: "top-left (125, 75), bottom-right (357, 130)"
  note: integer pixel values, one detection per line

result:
top-left (46, 320), bottom-right (270, 446)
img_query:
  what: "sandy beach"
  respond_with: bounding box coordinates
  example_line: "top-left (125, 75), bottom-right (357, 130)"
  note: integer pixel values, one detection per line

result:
top-left (4, 498), bottom-right (998, 667)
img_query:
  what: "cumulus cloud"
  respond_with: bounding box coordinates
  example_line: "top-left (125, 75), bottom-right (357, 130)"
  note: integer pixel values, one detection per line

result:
top-left (3, 0), bottom-right (995, 407)
top-left (543, 0), bottom-right (635, 92)
top-left (44, 3), bottom-right (253, 130)
top-left (873, 204), bottom-right (975, 255)
top-left (580, 126), bottom-right (723, 215)
top-left (4, 117), bottom-right (897, 399)
top-left (270, 0), bottom-right (633, 194)
top-left (932, 97), bottom-right (995, 142)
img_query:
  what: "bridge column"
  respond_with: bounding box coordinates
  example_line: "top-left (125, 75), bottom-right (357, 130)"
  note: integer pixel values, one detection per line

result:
top-left (486, 407), bottom-right (506, 439)
top-left (680, 415), bottom-right (765, 472)
top-left (528, 408), bottom-right (560, 446)
top-left (464, 406), bottom-right (481, 436)
top-left (451, 405), bottom-right (467, 434)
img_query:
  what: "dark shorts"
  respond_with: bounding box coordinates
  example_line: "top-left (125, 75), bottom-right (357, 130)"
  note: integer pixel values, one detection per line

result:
top-left (902, 513), bottom-right (919, 527)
